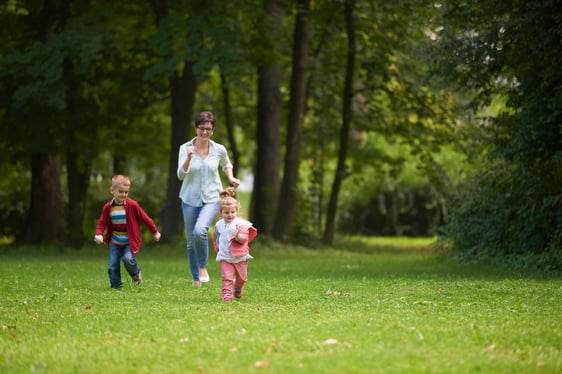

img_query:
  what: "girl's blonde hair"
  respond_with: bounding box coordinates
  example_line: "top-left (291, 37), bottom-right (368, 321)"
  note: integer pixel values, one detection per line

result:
top-left (219, 187), bottom-right (240, 214)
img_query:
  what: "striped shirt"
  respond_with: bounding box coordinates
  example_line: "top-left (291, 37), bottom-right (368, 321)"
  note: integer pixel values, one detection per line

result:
top-left (110, 202), bottom-right (128, 246)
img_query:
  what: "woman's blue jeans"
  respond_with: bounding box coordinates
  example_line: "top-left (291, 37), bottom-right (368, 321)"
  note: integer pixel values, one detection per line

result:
top-left (108, 243), bottom-right (140, 288)
top-left (181, 201), bottom-right (219, 281)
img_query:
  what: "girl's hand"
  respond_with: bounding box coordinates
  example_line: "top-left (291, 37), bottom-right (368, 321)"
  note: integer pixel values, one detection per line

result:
top-left (229, 177), bottom-right (240, 188)
top-left (153, 232), bottom-right (161, 242)
top-left (94, 235), bottom-right (104, 244)
top-left (235, 226), bottom-right (245, 242)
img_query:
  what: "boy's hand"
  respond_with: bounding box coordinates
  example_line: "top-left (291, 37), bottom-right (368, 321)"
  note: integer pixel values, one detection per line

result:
top-left (94, 235), bottom-right (104, 244)
top-left (153, 231), bottom-right (161, 242)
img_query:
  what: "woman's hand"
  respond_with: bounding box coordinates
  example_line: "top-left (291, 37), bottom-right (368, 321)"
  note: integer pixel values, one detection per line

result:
top-left (186, 146), bottom-right (194, 159)
top-left (229, 177), bottom-right (240, 188)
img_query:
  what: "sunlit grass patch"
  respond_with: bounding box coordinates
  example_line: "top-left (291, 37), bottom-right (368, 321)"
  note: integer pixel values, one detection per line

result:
top-left (0, 239), bottom-right (560, 373)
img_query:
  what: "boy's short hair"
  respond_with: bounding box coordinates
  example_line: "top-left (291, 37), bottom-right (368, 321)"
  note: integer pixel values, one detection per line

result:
top-left (111, 175), bottom-right (131, 189)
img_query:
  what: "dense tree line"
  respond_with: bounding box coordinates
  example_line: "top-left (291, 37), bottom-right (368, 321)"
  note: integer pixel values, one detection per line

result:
top-left (0, 0), bottom-right (559, 270)
top-left (433, 0), bottom-right (562, 270)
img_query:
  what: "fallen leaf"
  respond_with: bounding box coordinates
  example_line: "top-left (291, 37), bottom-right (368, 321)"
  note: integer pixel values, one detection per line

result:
top-left (254, 361), bottom-right (268, 369)
top-left (323, 339), bottom-right (338, 345)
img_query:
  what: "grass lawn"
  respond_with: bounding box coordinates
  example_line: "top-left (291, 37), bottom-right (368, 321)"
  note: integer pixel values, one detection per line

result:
top-left (0, 236), bottom-right (560, 373)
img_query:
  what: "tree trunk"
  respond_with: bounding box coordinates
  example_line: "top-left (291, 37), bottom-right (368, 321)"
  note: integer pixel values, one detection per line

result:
top-left (64, 55), bottom-right (94, 248)
top-left (322, 0), bottom-right (355, 245)
top-left (221, 72), bottom-right (240, 175)
top-left (161, 62), bottom-right (197, 241)
top-left (150, 0), bottom-right (197, 241)
top-left (113, 154), bottom-right (128, 175)
top-left (67, 149), bottom-right (91, 247)
top-left (250, 0), bottom-right (283, 235)
top-left (20, 153), bottom-right (65, 244)
top-left (272, 0), bottom-right (310, 242)
top-left (18, 0), bottom-right (69, 245)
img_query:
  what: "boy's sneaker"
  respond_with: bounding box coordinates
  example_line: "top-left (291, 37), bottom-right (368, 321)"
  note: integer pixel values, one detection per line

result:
top-left (234, 287), bottom-right (243, 299)
top-left (133, 271), bottom-right (142, 285)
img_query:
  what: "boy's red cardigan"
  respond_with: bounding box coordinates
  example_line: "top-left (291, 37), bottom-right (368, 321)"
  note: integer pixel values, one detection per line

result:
top-left (95, 198), bottom-right (158, 254)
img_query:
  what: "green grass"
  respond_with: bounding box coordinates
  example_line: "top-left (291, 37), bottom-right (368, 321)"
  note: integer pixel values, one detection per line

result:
top-left (0, 237), bottom-right (560, 373)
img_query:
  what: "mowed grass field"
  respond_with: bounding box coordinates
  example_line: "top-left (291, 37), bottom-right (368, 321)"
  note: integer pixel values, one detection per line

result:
top-left (0, 236), bottom-right (560, 373)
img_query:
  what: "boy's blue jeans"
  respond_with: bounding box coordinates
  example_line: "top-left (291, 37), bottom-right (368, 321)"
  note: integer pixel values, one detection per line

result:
top-left (181, 201), bottom-right (219, 281)
top-left (108, 243), bottom-right (140, 288)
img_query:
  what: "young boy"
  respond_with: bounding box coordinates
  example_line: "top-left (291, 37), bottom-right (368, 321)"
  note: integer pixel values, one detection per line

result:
top-left (94, 175), bottom-right (161, 288)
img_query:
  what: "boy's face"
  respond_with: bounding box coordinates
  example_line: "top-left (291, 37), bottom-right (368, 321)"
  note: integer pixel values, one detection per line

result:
top-left (221, 206), bottom-right (238, 223)
top-left (110, 183), bottom-right (130, 204)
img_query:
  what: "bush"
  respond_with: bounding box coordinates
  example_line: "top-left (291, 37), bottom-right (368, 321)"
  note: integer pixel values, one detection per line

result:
top-left (436, 160), bottom-right (562, 273)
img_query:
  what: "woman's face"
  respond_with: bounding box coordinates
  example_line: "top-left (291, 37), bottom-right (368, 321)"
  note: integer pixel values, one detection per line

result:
top-left (196, 122), bottom-right (214, 140)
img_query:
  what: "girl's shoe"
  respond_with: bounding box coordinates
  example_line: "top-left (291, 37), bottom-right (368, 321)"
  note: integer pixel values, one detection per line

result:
top-left (192, 280), bottom-right (201, 288)
top-left (234, 287), bottom-right (243, 299)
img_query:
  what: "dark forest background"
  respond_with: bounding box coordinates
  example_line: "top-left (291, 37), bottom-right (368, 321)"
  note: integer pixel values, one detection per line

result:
top-left (1, 0), bottom-right (560, 271)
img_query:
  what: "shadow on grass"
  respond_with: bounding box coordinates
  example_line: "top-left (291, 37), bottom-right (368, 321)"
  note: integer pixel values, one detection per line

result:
top-left (332, 236), bottom-right (435, 256)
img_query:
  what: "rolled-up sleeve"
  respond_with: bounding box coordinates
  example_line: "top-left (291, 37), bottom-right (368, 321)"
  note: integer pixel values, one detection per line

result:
top-left (177, 142), bottom-right (192, 180)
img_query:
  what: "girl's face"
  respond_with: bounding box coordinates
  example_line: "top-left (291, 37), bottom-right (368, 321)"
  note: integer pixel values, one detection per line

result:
top-left (110, 184), bottom-right (130, 204)
top-left (221, 206), bottom-right (238, 223)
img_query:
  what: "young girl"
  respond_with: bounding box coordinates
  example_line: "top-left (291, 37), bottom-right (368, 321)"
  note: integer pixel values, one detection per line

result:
top-left (212, 187), bottom-right (257, 302)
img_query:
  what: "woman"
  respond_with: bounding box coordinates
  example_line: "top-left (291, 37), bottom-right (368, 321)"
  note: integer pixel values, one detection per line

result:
top-left (177, 111), bottom-right (240, 287)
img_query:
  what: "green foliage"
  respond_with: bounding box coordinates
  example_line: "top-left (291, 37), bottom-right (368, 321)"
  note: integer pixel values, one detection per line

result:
top-left (338, 137), bottom-right (468, 237)
top-left (437, 159), bottom-right (562, 272)
top-left (1, 240), bottom-right (560, 373)
top-left (0, 160), bottom-right (29, 239)
top-left (431, 0), bottom-right (562, 269)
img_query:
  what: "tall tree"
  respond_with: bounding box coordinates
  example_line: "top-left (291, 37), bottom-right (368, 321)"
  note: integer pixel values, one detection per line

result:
top-left (1, 0), bottom-right (72, 244)
top-left (1, 1), bottom-right (165, 244)
top-left (220, 72), bottom-right (240, 175)
top-left (149, 0), bottom-right (197, 241)
top-left (250, 0), bottom-right (284, 235)
top-left (322, 0), bottom-right (356, 245)
top-left (273, 0), bottom-right (310, 242)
